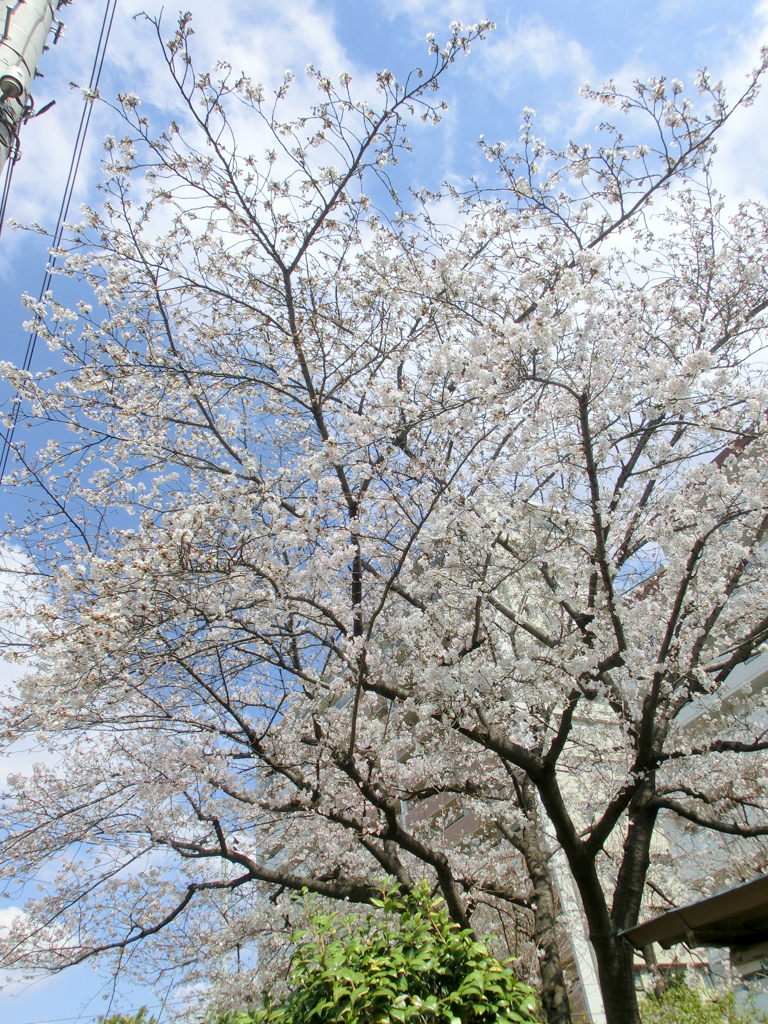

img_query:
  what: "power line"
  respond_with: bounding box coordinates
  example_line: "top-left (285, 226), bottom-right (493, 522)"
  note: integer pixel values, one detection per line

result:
top-left (12, 1015), bottom-right (115, 1024)
top-left (10, 998), bottom-right (187, 1024)
top-left (0, 0), bottom-right (119, 485)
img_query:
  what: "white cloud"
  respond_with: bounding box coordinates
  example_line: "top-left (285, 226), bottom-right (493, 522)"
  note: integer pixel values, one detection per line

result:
top-left (0, 906), bottom-right (24, 932)
top-left (482, 20), bottom-right (593, 86)
top-left (706, 0), bottom-right (768, 204)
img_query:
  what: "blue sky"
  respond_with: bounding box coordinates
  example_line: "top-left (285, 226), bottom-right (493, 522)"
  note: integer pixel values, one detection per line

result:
top-left (0, 1), bottom-right (766, 1021)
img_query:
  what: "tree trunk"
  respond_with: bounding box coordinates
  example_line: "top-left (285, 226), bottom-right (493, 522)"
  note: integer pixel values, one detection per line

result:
top-left (642, 943), bottom-right (668, 999)
top-left (558, 847), bottom-right (642, 1024)
top-left (588, 929), bottom-right (642, 1024)
top-left (576, 779), bottom-right (660, 1024)
top-left (502, 773), bottom-right (572, 1024)
top-left (526, 837), bottom-right (573, 1024)
top-left (533, 766), bottom-right (647, 1024)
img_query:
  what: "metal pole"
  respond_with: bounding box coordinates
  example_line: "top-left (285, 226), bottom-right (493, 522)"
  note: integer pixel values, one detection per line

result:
top-left (0, 0), bottom-right (60, 170)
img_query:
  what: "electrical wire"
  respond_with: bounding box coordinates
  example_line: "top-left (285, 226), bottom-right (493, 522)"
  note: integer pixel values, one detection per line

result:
top-left (0, 0), bottom-right (119, 485)
top-left (10, 999), bottom-right (187, 1024)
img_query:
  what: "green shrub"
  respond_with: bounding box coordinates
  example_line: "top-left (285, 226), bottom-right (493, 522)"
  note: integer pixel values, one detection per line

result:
top-left (221, 882), bottom-right (540, 1024)
top-left (640, 977), bottom-right (768, 1024)
top-left (98, 1010), bottom-right (158, 1024)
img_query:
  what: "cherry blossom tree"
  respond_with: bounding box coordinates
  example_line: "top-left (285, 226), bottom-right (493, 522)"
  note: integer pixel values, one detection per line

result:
top-left (2, 16), bottom-right (768, 1024)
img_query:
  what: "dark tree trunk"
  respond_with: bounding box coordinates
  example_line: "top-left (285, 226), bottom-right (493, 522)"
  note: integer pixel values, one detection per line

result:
top-left (586, 925), bottom-right (642, 1024)
top-left (462, 709), bottom-right (666, 1024)
top-left (531, 857), bottom-right (573, 1024)
top-left (502, 773), bottom-right (572, 1024)
top-left (533, 766), bottom-right (659, 1024)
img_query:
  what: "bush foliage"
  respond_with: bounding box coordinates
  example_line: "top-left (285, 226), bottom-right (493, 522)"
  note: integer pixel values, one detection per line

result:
top-left (98, 1011), bottom-right (158, 1024)
top-left (221, 883), bottom-right (540, 1024)
top-left (640, 978), bottom-right (768, 1024)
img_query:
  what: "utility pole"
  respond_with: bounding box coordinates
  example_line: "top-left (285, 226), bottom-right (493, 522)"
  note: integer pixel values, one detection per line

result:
top-left (0, 0), bottom-right (64, 171)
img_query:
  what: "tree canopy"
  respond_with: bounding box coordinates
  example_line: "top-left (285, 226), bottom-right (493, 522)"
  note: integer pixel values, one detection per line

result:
top-left (2, 17), bottom-right (768, 1024)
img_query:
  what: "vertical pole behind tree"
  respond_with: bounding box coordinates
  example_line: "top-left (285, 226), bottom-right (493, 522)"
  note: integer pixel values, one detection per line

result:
top-left (0, 0), bottom-right (59, 170)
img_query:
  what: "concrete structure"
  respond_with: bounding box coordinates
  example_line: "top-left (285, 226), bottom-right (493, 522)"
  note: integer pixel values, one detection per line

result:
top-left (0, 0), bottom-right (62, 169)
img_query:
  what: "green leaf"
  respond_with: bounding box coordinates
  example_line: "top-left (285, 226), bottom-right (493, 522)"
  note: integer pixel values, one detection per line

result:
top-left (220, 883), bottom-right (540, 1024)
